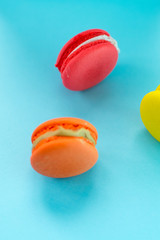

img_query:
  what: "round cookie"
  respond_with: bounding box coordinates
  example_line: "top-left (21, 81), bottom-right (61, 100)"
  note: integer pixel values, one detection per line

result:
top-left (31, 117), bottom-right (98, 178)
top-left (55, 29), bottom-right (119, 91)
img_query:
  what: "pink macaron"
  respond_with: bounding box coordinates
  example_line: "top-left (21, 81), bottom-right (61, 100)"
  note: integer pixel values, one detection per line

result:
top-left (55, 29), bottom-right (119, 91)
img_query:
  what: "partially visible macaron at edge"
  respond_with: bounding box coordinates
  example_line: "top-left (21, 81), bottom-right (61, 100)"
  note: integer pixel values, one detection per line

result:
top-left (140, 85), bottom-right (160, 142)
top-left (31, 117), bottom-right (98, 178)
top-left (55, 29), bottom-right (119, 91)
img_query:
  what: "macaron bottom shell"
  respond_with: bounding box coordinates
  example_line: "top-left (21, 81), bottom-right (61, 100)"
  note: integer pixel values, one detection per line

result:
top-left (61, 41), bottom-right (118, 91)
top-left (31, 137), bottom-right (98, 178)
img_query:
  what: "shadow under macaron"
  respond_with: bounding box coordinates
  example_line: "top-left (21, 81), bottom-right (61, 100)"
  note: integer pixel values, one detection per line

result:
top-left (30, 155), bottom-right (110, 219)
top-left (37, 166), bottom-right (98, 218)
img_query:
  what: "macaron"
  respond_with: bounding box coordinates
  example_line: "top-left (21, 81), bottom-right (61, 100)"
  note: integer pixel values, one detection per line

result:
top-left (140, 86), bottom-right (160, 141)
top-left (30, 118), bottom-right (98, 178)
top-left (55, 29), bottom-right (119, 91)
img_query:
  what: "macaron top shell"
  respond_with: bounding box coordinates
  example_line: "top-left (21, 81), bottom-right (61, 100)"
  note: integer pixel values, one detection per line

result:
top-left (55, 29), bottom-right (110, 72)
top-left (31, 117), bottom-right (98, 144)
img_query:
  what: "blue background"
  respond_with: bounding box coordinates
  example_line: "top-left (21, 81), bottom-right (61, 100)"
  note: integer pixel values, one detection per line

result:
top-left (0, 0), bottom-right (160, 239)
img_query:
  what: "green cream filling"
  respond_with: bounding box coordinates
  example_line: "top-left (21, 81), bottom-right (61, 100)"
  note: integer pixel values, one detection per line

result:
top-left (32, 127), bottom-right (95, 149)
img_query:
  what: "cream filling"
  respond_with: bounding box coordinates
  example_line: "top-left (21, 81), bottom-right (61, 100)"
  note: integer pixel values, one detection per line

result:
top-left (32, 127), bottom-right (96, 149)
top-left (68, 34), bottom-right (120, 58)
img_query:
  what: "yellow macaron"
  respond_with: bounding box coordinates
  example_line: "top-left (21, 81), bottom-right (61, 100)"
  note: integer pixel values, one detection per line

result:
top-left (140, 85), bottom-right (160, 141)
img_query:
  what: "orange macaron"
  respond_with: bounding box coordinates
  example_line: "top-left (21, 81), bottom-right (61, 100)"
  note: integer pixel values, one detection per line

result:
top-left (30, 117), bottom-right (98, 178)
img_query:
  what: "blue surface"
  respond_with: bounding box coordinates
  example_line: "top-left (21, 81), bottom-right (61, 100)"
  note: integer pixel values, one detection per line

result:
top-left (1, 0), bottom-right (160, 239)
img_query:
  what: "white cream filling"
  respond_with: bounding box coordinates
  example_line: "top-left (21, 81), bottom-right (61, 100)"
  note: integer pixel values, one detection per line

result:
top-left (68, 34), bottom-right (120, 57)
top-left (32, 127), bottom-right (96, 149)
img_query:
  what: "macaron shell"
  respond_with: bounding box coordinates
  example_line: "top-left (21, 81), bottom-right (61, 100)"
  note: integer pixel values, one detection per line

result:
top-left (56, 29), bottom-right (110, 70)
top-left (31, 117), bottom-right (98, 143)
top-left (61, 41), bottom-right (118, 91)
top-left (31, 137), bottom-right (98, 178)
top-left (140, 90), bottom-right (160, 141)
